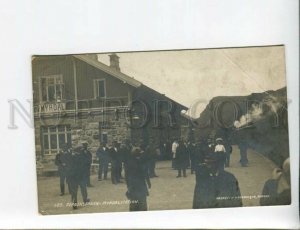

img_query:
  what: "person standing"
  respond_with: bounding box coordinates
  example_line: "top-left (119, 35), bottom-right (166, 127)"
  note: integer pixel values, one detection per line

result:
top-left (96, 142), bottom-right (110, 181)
top-left (192, 155), bottom-right (242, 209)
top-left (126, 147), bottom-right (151, 211)
top-left (175, 140), bottom-right (189, 178)
top-left (116, 142), bottom-right (124, 180)
top-left (214, 138), bottom-right (226, 171)
top-left (148, 140), bottom-right (158, 178)
top-left (55, 143), bottom-right (71, 196)
top-left (224, 140), bottom-right (232, 167)
top-left (68, 146), bottom-right (90, 210)
top-left (187, 141), bottom-right (197, 174)
top-left (238, 140), bottom-right (249, 167)
top-left (82, 141), bottom-right (93, 187)
top-left (110, 141), bottom-right (120, 184)
top-left (171, 139), bottom-right (179, 169)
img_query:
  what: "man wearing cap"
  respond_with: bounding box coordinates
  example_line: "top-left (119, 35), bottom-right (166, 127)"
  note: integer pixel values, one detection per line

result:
top-left (193, 155), bottom-right (242, 209)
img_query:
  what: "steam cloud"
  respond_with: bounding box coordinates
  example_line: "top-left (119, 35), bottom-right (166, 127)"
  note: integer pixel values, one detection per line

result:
top-left (234, 95), bottom-right (283, 129)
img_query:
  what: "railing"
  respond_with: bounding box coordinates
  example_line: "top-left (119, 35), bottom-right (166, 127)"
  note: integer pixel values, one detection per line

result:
top-left (34, 97), bottom-right (130, 117)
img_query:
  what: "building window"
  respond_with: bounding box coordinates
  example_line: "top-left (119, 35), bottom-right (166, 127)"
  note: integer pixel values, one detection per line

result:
top-left (41, 125), bottom-right (71, 155)
top-left (94, 79), bottom-right (106, 98)
top-left (40, 75), bottom-right (64, 102)
top-left (100, 132), bottom-right (108, 144)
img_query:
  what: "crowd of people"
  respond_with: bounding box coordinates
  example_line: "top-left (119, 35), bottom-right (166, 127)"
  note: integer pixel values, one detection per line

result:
top-left (54, 136), bottom-right (290, 211)
top-left (54, 139), bottom-right (158, 210)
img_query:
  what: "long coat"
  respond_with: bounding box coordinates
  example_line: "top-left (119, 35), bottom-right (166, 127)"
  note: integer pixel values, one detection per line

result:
top-left (193, 164), bottom-right (242, 209)
top-left (175, 144), bottom-right (190, 169)
top-left (69, 151), bottom-right (90, 182)
top-left (96, 147), bottom-right (110, 164)
top-left (126, 156), bottom-right (151, 199)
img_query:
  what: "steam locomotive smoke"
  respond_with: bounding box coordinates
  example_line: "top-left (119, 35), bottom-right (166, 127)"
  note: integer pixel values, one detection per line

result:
top-left (234, 95), bottom-right (283, 129)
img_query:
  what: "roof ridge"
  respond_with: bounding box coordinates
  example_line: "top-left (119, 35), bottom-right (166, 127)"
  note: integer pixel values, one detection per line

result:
top-left (73, 54), bottom-right (142, 88)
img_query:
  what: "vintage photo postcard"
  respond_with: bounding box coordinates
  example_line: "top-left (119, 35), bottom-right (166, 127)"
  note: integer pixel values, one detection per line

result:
top-left (32, 46), bottom-right (290, 215)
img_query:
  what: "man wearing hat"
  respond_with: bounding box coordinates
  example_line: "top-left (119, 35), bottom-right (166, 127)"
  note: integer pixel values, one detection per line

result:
top-left (214, 137), bottom-right (226, 171)
top-left (192, 155), bottom-right (242, 209)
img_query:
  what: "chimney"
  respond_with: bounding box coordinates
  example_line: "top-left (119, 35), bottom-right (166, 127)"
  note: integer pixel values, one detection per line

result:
top-left (109, 53), bottom-right (120, 71)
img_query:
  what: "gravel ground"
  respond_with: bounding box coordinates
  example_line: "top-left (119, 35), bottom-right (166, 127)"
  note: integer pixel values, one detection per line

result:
top-left (37, 145), bottom-right (277, 215)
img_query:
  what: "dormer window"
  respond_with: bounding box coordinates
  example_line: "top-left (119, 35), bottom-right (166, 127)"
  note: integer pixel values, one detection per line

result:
top-left (94, 79), bottom-right (106, 98)
top-left (40, 75), bottom-right (64, 102)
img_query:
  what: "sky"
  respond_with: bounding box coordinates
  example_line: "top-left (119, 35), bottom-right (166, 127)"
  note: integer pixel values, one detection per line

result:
top-left (98, 46), bottom-right (286, 118)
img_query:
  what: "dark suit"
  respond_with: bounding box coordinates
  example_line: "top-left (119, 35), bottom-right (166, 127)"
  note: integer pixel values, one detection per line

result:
top-left (175, 143), bottom-right (189, 177)
top-left (126, 154), bottom-right (151, 211)
top-left (96, 147), bottom-right (110, 180)
top-left (68, 150), bottom-right (90, 207)
top-left (109, 147), bottom-right (120, 184)
top-left (260, 179), bottom-right (291, 206)
top-left (55, 150), bottom-right (72, 194)
top-left (187, 143), bottom-right (197, 174)
top-left (121, 144), bottom-right (132, 184)
top-left (83, 148), bottom-right (92, 186)
top-left (193, 164), bottom-right (242, 209)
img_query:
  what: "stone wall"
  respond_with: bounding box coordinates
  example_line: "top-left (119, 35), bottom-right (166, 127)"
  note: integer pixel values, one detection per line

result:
top-left (34, 109), bottom-right (131, 170)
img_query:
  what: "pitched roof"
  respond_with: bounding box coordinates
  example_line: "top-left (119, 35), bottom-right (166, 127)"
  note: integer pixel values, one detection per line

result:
top-left (73, 54), bottom-right (142, 88)
top-left (74, 54), bottom-right (187, 110)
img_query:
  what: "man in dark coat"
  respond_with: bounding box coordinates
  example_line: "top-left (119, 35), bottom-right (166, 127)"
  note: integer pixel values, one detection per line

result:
top-left (238, 140), bottom-right (249, 167)
top-left (224, 140), bottom-right (233, 167)
top-left (175, 140), bottom-right (189, 178)
top-left (195, 140), bottom-right (207, 165)
top-left (187, 141), bottom-right (197, 174)
top-left (109, 141), bottom-right (121, 184)
top-left (193, 155), bottom-right (242, 209)
top-left (147, 140), bottom-right (159, 178)
top-left (55, 143), bottom-right (72, 196)
top-left (96, 142), bottom-right (110, 181)
top-left (260, 158), bottom-right (290, 206)
top-left (126, 147), bottom-right (151, 211)
top-left (68, 146), bottom-right (90, 209)
top-left (82, 141), bottom-right (93, 187)
top-left (121, 139), bottom-right (133, 184)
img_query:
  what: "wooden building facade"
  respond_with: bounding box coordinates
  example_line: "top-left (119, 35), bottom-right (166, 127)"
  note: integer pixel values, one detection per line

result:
top-left (32, 54), bottom-right (188, 166)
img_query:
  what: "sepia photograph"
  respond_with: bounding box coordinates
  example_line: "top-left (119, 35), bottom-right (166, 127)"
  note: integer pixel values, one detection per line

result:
top-left (32, 46), bottom-right (290, 215)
